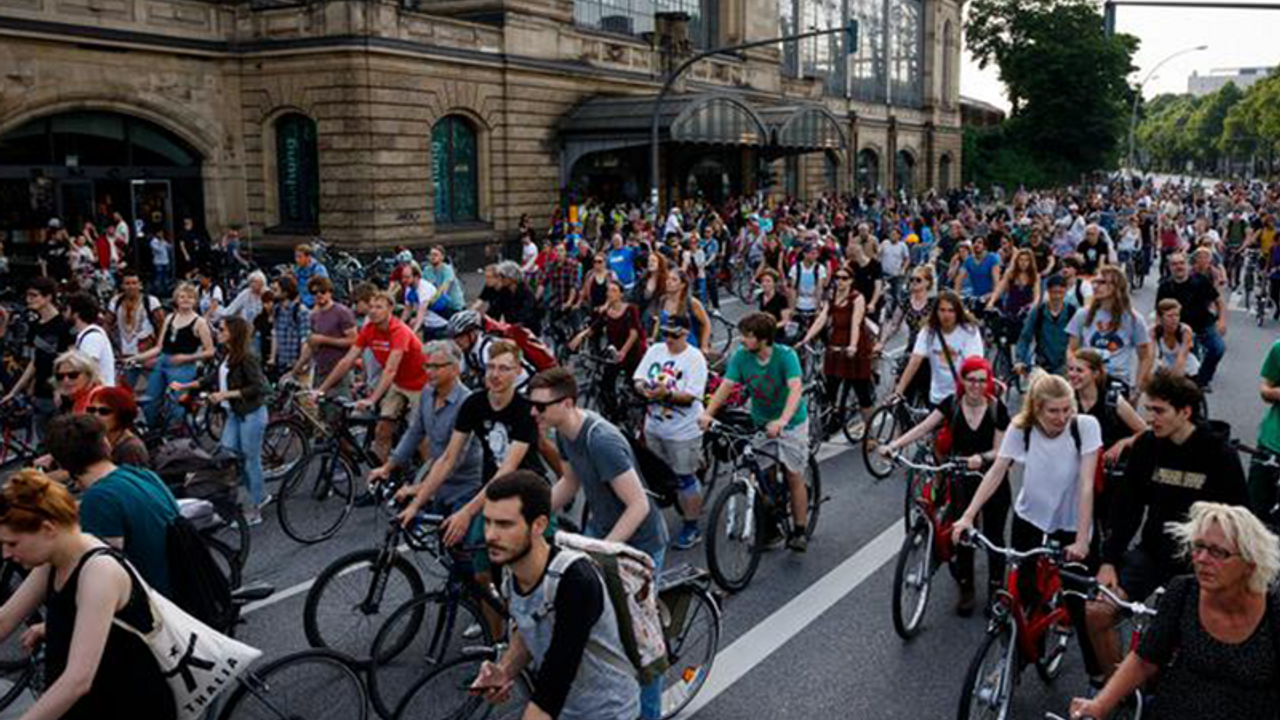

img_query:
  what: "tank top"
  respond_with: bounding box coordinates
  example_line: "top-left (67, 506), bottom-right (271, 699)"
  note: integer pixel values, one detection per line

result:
top-left (1154, 325), bottom-right (1201, 377)
top-left (45, 548), bottom-right (176, 720)
top-left (162, 315), bottom-right (202, 355)
top-left (1001, 280), bottom-right (1035, 316)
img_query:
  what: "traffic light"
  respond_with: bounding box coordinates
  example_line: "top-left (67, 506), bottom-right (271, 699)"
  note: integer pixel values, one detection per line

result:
top-left (845, 19), bottom-right (859, 54)
top-left (1103, 2), bottom-right (1116, 35)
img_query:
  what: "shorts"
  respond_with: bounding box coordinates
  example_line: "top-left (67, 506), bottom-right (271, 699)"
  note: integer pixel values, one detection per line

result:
top-left (1118, 546), bottom-right (1182, 604)
top-left (774, 419), bottom-right (810, 474)
top-left (646, 435), bottom-right (701, 476)
top-left (379, 383), bottom-right (421, 420)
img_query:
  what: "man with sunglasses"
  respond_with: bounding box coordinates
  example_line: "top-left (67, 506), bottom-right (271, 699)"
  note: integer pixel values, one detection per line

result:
top-left (2, 278), bottom-right (72, 438)
top-left (1083, 370), bottom-right (1249, 682)
top-left (292, 275), bottom-right (357, 398)
top-left (399, 341), bottom-right (550, 546)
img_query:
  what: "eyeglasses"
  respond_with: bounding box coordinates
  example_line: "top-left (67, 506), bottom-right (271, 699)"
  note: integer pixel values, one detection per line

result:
top-left (85, 406), bottom-right (115, 417)
top-left (1190, 541), bottom-right (1238, 562)
top-left (485, 363), bottom-right (519, 375)
top-left (835, 275), bottom-right (852, 281)
top-left (55, 371), bottom-right (82, 381)
top-left (527, 395), bottom-right (568, 413)
top-left (424, 362), bottom-right (453, 370)
top-left (964, 376), bottom-right (989, 385)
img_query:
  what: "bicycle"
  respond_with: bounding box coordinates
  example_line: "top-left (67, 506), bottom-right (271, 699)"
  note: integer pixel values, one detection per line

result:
top-left (259, 375), bottom-right (320, 482)
top-left (885, 451), bottom-right (983, 639)
top-left (703, 419), bottom-right (824, 593)
top-left (1231, 440), bottom-right (1280, 527)
top-left (214, 647), bottom-right (369, 720)
top-left (276, 395), bottom-right (397, 544)
top-left (955, 529), bottom-right (1090, 720)
top-left (302, 485), bottom-right (444, 668)
top-left (1047, 578), bottom-right (1164, 720)
top-left (387, 563), bottom-right (721, 720)
top-left (862, 393), bottom-right (932, 480)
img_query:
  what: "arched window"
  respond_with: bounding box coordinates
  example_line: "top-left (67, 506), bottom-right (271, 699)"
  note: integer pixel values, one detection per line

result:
top-left (895, 150), bottom-right (915, 193)
top-left (856, 148), bottom-right (879, 191)
top-left (942, 20), bottom-right (955, 107)
top-left (275, 114), bottom-right (320, 232)
top-left (432, 116), bottom-right (479, 225)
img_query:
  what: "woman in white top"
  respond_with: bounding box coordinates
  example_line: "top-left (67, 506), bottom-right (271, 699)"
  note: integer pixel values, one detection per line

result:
top-left (952, 372), bottom-right (1101, 662)
top-left (893, 289), bottom-right (984, 407)
top-left (1150, 298), bottom-right (1200, 380)
top-left (221, 270), bottom-right (268, 324)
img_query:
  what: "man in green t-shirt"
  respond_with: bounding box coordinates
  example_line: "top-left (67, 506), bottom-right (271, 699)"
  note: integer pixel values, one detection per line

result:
top-left (1250, 339), bottom-right (1280, 524)
top-left (45, 415), bottom-right (180, 595)
top-left (699, 311), bottom-right (811, 551)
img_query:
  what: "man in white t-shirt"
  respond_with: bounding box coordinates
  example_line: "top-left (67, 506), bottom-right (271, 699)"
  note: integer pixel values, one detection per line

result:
top-left (66, 291), bottom-right (115, 387)
top-left (879, 226), bottom-right (912, 305)
top-left (788, 243), bottom-right (828, 319)
top-left (399, 261), bottom-right (448, 337)
top-left (633, 315), bottom-right (708, 550)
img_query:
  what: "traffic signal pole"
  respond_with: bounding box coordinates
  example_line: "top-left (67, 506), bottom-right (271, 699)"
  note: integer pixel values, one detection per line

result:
top-left (649, 22), bottom-right (857, 216)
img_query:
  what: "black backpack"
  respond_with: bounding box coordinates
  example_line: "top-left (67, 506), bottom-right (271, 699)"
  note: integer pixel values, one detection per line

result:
top-left (115, 467), bottom-right (234, 630)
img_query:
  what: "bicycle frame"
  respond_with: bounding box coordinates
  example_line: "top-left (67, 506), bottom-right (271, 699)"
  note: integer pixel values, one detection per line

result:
top-left (968, 531), bottom-right (1074, 669)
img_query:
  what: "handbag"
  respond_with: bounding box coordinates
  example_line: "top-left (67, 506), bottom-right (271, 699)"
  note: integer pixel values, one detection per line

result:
top-left (106, 549), bottom-right (262, 720)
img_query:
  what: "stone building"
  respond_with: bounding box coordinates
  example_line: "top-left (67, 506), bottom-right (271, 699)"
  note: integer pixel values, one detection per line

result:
top-left (0, 0), bottom-right (964, 256)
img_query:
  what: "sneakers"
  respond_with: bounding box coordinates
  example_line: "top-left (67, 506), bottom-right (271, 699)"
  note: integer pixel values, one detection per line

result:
top-left (787, 528), bottom-right (808, 553)
top-left (673, 524), bottom-right (703, 551)
top-left (244, 507), bottom-right (263, 527)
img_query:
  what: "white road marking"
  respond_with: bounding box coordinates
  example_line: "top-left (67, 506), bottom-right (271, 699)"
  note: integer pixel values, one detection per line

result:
top-left (676, 521), bottom-right (905, 718)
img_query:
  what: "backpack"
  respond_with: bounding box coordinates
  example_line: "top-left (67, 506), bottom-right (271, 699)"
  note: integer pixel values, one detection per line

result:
top-left (483, 316), bottom-right (557, 372)
top-left (114, 467), bottom-right (235, 631)
top-left (153, 438), bottom-right (241, 504)
top-left (537, 533), bottom-right (669, 684)
top-left (626, 435), bottom-right (680, 508)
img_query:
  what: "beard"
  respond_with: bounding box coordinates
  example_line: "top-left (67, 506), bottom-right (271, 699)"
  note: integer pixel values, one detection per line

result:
top-left (488, 530), bottom-right (534, 566)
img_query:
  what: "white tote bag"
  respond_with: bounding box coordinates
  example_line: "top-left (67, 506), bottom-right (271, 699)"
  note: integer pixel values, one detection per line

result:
top-left (109, 553), bottom-right (262, 720)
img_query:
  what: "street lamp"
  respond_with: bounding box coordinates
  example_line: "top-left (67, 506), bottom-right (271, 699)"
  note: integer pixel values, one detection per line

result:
top-left (1127, 44), bottom-right (1208, 176)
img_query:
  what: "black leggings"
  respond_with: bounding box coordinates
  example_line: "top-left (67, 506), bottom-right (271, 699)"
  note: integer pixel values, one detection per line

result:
top-left (952, 475), bottom-right (1011, 591)
top-left (824, 376), bottom-right (875, 420)
top-left (1009, 514), bottom-right (1100, 677)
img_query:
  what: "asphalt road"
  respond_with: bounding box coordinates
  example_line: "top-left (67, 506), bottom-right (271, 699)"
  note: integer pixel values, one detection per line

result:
top-left (4, 269), bottom-right (1274, 720)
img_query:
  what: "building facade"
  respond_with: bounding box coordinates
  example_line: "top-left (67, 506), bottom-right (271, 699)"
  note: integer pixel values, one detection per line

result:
top-left (0, 0), bottom-right (964, 255)
top-left (1187, 67), bottom-right (1273, 97)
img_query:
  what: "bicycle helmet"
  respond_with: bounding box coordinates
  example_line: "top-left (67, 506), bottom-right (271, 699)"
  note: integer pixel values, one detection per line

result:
top-left (448, 310), bottom-right (483, 338)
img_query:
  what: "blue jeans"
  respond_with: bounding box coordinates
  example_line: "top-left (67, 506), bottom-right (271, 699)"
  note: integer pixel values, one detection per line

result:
top-left (221, 405), bottom-right (268, 506)
top-left (1194, 325), bottom-right (1225, 386)
top-left (144, 355), bottom-right (199, 427)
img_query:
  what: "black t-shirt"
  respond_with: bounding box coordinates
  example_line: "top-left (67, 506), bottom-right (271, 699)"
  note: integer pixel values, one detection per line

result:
top-left (29, 314), bottom-right (72, 399)
top-left (1028, 241), bottom-right (1053, 274)
top-left (482, 285), bottom-right (541, 334)
top-left (454, 392), bottom-right (541, 480)
top-left (1078, 238), bottom-right (1111, 275)
top-left (851, 259), bottom-right (882, 308)
top-left (937, 395), bottom-right (1010, 459)
top-left (40, 240), bottom-right (71, 281)
top-left (760, 292), bottom-right (789, 323)
top-left (1104, 426), bottom-right (1249, 567)
top-left (1156, 275), bottom-right (1219, 333)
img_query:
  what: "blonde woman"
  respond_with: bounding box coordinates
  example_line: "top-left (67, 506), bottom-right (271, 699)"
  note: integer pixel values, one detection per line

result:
top-left (1066, 264), bottom-right (1153, 392)
top-left (1069, 502), bottom-right (1279, 720)
top-left (51, 350), bottom-right (102, 416)
top-left (129, 282), bottom-right (215, 426)
top-left (952, 373), bottom-right (1101, 623)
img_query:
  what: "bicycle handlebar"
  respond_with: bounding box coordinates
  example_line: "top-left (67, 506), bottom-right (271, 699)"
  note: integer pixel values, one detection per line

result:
top-left (886, 450), bottom-right (975, 476)
top-left (960, 528), bottom-right (1062, 563)
top-left (1056, 570), bottom-right (1160, 618)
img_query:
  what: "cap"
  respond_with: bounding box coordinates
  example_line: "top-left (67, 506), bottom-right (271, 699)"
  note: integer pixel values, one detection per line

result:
top-left (660, 315), bottom-right (691, 334)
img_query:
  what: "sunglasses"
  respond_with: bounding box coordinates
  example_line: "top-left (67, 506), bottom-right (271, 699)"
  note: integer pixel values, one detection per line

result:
top-left (662, 328), bottom-right (688, 338)
top-left (835, 275), bottom-right (852, 281)
top-left (85, 406), bottom-right (115, 417)
top-left (424, 362), bottom-right (453, 370)
top-left (528, 395), bottom-right (568, 412)
top-left (55, 371), bottom-right (82, 381)
top-left (910, 277), bottom-right (927, 283)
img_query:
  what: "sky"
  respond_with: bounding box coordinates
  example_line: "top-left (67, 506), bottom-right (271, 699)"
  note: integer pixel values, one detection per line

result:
top-left (959, 0), bottom-right (1280, 110)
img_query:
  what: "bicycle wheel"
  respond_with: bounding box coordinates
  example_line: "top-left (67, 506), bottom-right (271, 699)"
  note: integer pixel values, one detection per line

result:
top-left (303, 547), bottom-right (427, 666)
top-left (204, 499), bottom-right (251, 587)
top-left (261, 417), bottom-right (310, 482)
top-left (369, 592), bottom-right (494, 720)
top-left (218, 648), bottom-right (368, 720)
top-left (658, 585), bottom-right (720, 720)
top-left (278, 450), bottom-right (357, 544)
top-left (705, 480), bottom-right (761, 593)
top-left (956, 621), bottom-right (1016, 720)
top-left (862, 404), bottom-right (898, 479)
top-left (891, 518), bottom-right (935, 640)
top-left (803, 455), bottom-right (822, 538)
top-left (393, 653), bottom-right (531, 720)
top-left (202, 404), bottom-right (227, 446)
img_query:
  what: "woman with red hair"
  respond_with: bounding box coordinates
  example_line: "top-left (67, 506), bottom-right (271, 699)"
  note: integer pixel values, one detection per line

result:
top-left (880, 355), bottom-right (1011, 615)
top-left (84, 386), bottom-right (149, 467)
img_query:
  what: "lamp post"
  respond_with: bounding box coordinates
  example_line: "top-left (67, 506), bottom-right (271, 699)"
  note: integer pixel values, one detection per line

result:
top-left (1127, 44), bottom-right (1207, 176)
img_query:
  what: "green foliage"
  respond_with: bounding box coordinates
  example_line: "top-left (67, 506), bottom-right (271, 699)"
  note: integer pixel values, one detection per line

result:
top-left (963, 0), bottom-right (1138, 184)
top-left (1135, 76), bottom-right (1278, 174)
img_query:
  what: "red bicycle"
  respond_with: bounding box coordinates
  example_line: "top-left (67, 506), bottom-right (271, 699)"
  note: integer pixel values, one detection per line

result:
top-left (887, 451), bottom-right (982, 639)
top-left (955, 529), bottom-right (1087, 720)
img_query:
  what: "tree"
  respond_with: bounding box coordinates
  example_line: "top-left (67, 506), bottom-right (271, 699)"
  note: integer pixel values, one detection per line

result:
top-left (965, 0), bottom-right (1139, 180)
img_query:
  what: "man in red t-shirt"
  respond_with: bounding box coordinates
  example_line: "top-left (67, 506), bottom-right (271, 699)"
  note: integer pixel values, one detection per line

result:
top-left (317, 291), bottom-right (427, 460)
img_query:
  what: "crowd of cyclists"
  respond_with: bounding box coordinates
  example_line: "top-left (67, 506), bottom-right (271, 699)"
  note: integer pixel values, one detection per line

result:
top-left (0, 174), bottom-right (1279, 720)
